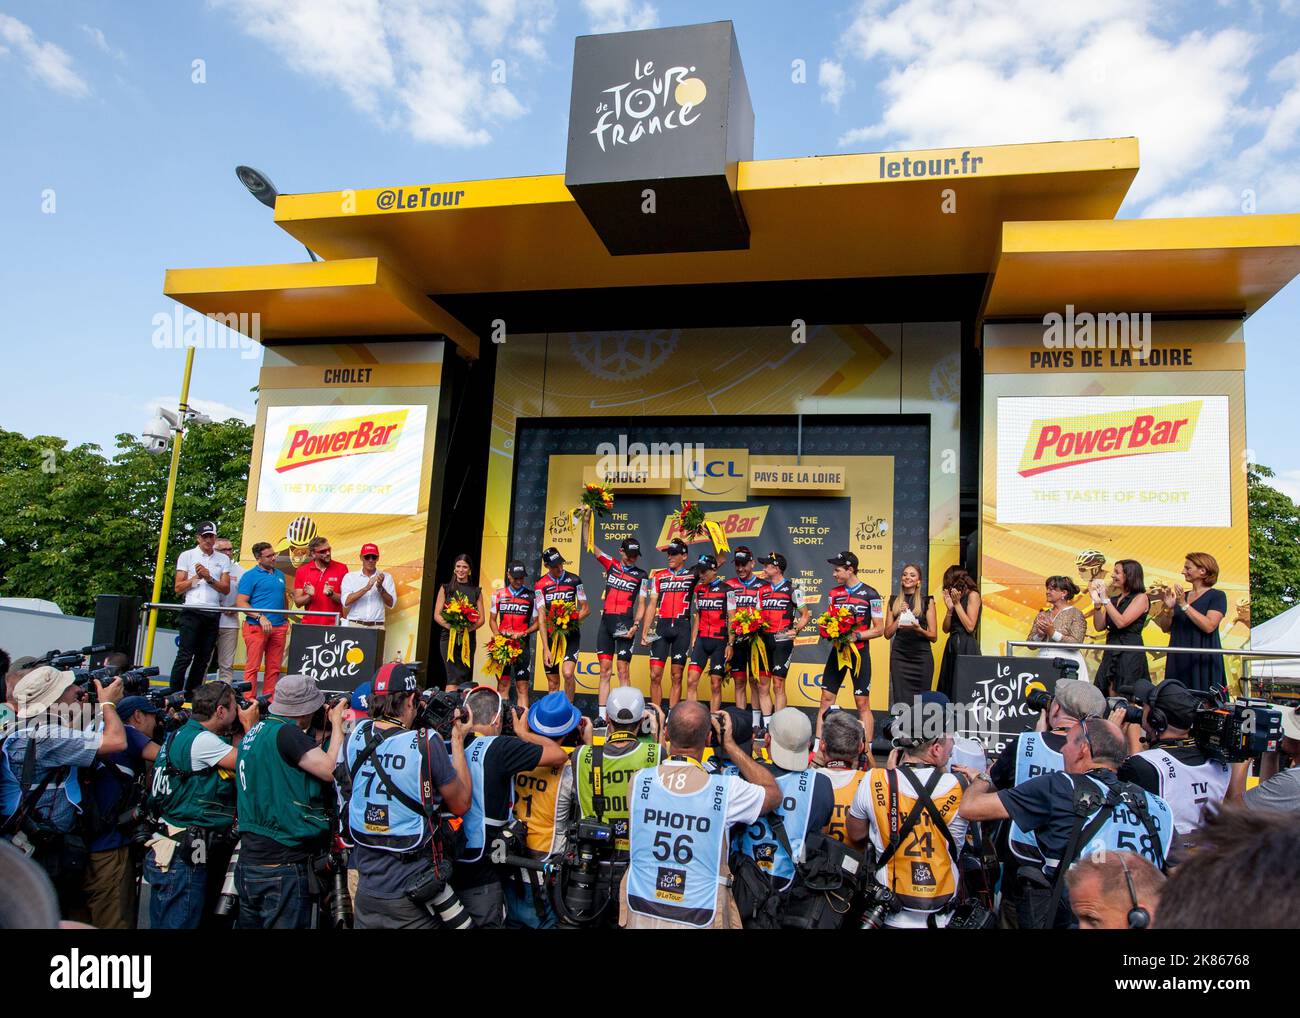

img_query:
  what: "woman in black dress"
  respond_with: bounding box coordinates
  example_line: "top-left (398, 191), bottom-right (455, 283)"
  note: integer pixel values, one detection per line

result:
top-left (434, 554), bottom-right (487, 690)
top-left (1153, 552), bottom-right (1228, 697)
top-left (936, 566), bottom-right (981, 699)
top-left (1090, 558), bottom-right (1150, 697)
top-left (886, 563), bottom-right (937, 707)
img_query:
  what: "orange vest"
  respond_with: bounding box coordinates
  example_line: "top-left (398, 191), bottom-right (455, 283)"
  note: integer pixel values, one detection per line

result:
top-left (821, 767), bottom-right (867, 843)
top-left (866, 767), bottom-right (963, 912)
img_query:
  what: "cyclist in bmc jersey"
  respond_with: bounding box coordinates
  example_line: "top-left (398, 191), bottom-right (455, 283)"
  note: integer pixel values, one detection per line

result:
top-left (535, 547), bottom-right (589, 701)
top-left (726, 546), bottom-right (770, 727)
top-left (759, 551), bottom-right (810, 717)
top-left (688, 553), bottom-right (732, 712)
top-left (489, 560), bottom-right (540, 709)
top-left (642, 538), bottom-right (696, 711)
top-left (821, 550), bottom-right (884, 745)
top-left (586, 536), bottom-right (649, 722)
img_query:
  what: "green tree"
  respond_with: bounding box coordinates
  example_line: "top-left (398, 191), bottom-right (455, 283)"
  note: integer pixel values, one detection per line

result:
top-left (0, 420), bottom-right (252, 617)
top-left (1248, 462), bottom-right (1300, 625)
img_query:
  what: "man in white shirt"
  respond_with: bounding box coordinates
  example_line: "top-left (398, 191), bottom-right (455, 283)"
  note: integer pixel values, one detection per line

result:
top-left (340, 543), bottom-right (396, 629)
top-left (213, 537), bottom-right (245, 681)
top-left (169, 521), bottom-right (232, 695)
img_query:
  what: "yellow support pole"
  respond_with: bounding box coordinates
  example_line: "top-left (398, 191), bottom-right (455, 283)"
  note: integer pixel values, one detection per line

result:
top-left (142, 346), bottom-right (196, 667)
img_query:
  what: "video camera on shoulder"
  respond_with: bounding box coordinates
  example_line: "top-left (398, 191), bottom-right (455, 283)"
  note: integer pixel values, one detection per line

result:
top-left (1194, 697), bottom-right (1283, 762)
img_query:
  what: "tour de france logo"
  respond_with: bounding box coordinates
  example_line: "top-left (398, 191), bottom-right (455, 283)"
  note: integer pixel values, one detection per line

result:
top-left (856, 518), bottom-right (889, 543)
top-left (566, 330), bottom-right (680, 381)
top-left (591, 58), bottom-right (707, 153)
top-left (548, 513), bottom-right (571, 538)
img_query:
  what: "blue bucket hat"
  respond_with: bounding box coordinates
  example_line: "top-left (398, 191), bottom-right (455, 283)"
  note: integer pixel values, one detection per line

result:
top-left (527, 690), bottom-right (582, 738)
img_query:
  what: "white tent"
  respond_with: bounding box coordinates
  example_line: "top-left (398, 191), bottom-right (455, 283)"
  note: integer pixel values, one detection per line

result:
top-left (1250, 603), bottom-right (1300, 681)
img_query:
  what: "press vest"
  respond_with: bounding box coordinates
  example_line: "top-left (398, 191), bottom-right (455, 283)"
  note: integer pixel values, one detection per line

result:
top-left (514, 752), bottom-right (572, 855)
top-left (626, 766), bottom-right (732, 928)
top-left (151, 718), bottom-right (236, 830)
top-left (344, 720), bottom-right (430, 853)
top-left (458, 734), bottom-right (504, 862)
top-left (735, 768), bottom-right (816, 890)
top-left (1007, 732), bottom-right (1066, 864)
top-left (866, 765), bottom-right (964, 913)
top-left (1134, 746), bottom-right (1229, 835)
top-left (821, 767), bottom-right (867, 844)
top-left (1051, 773), bottom-right (1174, 874)
top-left (235, 716), bottom-right (330, 846)
top-left (574, 737), bottom-right (663, 853)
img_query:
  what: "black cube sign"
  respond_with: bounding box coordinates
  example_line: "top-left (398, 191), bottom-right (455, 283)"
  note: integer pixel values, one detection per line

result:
top-left (285, 624), bottom-right (383, 695)
top-left (565, 20), bottom-right (753, 256)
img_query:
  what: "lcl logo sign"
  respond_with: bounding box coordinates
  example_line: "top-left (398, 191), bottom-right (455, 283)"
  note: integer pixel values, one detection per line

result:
top-left (683, 448), bottom-right (748, 500)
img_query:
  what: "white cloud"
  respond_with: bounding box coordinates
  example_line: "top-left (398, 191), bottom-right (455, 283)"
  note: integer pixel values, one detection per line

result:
top-left (819, 58), bottom-right (849, 109)
top-left (80, 24), bottom-right (126, 63)
top-left (0, 14), bottom-right (90, 97)
top-left (1268, 468), bottom-right (1300, 506)
top-left (581, 0), bottom-right (657, 34)
top-left (213, 0), bottom-right (556, 147)
top-left (833, 1), bottom-right (1259, 206)
top-left (145, 397), bottom-right (255, 427)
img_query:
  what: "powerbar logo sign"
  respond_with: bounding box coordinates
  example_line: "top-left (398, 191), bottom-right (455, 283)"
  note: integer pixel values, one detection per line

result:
top-left (275, 409), bottom-right (408, 472)
top-left (1018, 401), bottom-right (1201, 477)
top-left (996, 396), bottom-right (1230, 528)
top-left (655, 506), bottom-right (769, 547)
top-left (257, 404), bottom-right (428, 516)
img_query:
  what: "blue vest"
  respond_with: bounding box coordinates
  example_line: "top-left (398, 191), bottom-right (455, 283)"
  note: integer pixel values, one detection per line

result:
top-left (457, 735), bottom-right (502, 863)
top-left (627, 767), bottom-right (731, 927)
top-left (344, 720), bottom-right (428, 853)
top-left (1008, 732), bottom-right (1065, 864)
top-left (735, 768), bottom-right (815, 890)
top-left (1049, 774), bottom-right (1174, 875)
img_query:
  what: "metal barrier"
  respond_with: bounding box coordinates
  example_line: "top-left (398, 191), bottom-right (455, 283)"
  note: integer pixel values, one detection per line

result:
top-left (137, 602), bottom-right (341, 674)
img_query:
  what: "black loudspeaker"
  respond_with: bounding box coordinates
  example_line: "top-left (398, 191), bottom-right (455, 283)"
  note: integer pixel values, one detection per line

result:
top-left (91, 595), bottom-right (143, 667)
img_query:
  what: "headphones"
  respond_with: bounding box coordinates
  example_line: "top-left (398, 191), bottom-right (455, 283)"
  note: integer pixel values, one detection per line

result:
top-left (1119, 855), bottom-right (1150, 929)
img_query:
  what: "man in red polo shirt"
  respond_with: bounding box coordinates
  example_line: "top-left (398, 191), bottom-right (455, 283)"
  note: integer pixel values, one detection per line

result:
top-left (292, 536), bottom-right (349, 624)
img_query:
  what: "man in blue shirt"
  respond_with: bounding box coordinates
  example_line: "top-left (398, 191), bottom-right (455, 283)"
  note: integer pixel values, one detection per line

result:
top-left (236, 540), bottom-right (291, 697)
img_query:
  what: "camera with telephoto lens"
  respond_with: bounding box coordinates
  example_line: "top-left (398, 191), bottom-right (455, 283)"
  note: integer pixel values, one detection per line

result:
top-left (859, 883), bottom-right (902, 929)
top-left (414, 688), bottom-right (464, 739)
top-left (1193, 698), bottom-right (1284, 762)
top-left (214, 840), bottom-right (242, 917)
top-left (946, 899), bottom-right (998, 929)
top-left (556, 818), bottom-right (615, 924)
top-left (1107, 696), bottom-right (1145, 726)
top-left (119, 666), bottom-right (161, 696)
top-left (1025, 683), bottom-right (1053, 714)
top-left (405, 857), bottom-right (474, 929)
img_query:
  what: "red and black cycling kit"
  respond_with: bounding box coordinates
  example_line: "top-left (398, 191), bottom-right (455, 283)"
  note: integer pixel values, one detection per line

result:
top-left (594, 551), bottom-right (648, 663)
top-left (650, 567), bottom-right (696, 667)
top-left (534, 571), bottom-right (587, 670)
top-left (726, 575), bottom-right (772, 677)
top-left (690, 578), bottom-right (730, 676)
top-left (491, 584), bottom-right (535, 681)
top-left (760, 578), bottom-right (806, 677)
top-left (822, 581), bottom-right (883, 697)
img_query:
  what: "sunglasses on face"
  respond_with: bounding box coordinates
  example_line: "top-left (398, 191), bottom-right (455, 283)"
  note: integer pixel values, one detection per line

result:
top-left (362, 555), bottom-right (378, 561)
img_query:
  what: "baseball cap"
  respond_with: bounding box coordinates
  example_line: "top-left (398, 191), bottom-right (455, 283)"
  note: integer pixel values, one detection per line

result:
top-left (1132, 678), bottom-right (1200, 729)
top-left (607, 685), bottom-right (645, 725)
top-left (1054, 678), bottom-right (1106, 721)
top-left (197, 521), bottom-right (217, 537)
top-left (360, 543), bottom-right (380, 558)
top-left (827, 550), bottom-right (859, 570)
top-left (732, 547), bottom-right (753, 564)
top-left (507, 560), bottom-right (527, 579)
top-left (767, 707), bottom-right (813, 771)
top-left (527, 690), bottom-right (582, 738)
top-left (13, 667), bottom-right (78, 720)
top-left (620, 538), bottom-right (642, 557)
top-left (268, 674), bottom-right (326, 718)
top-left (761, 551), bottom-right (787, 572)
top-left (665, 538), bottom-right (688, 556)
top-left (117, 695), bottom-right (161, 718)
top-left (372, 662), bottom-right (418, 696)
top-left (542, 547), bottom-right (566, 567)
top-left (696, 553), bottom-right (718, 571)
top-left (890, 690), bottom-right (953, 742)
top-left (348, 681), bottom-right (372, 717)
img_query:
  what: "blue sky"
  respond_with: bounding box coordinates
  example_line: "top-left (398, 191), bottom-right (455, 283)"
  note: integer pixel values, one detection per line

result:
top-left (0, 0), bottom-right (1296, 496)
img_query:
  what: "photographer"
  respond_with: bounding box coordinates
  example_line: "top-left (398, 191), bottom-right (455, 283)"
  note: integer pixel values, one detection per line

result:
top-left (0, 666), bottom-right (127, 914)
top-left (145, 680), bottom-right (257, 929)
top-left (958, 717), bottom-right (1174, 929)
top-left (452, 686), bottom-right (568, 927)
top-left (987, 677), bottom-right (1106, 924)
top-left (814, 711), bottom-right (869, 843)
top-left (1226, 703), bottom-right (1300, 812)
top-left (506, 691), bottom-right (588, 928)
top-left (1065, 851), bottom-right (1165, 929)
top-left (234, 675), bottom-right (348, 929)
top-left (343, 662), bottom-right (471, 929)
top-left (846, 693), bottom-right (969, 928)
top-left (620, 702), bottom-right (779, 929)
top-left (81, 696), bottom-right (161, 929)
top-left (1117, 678), bottom-right (1228, 852)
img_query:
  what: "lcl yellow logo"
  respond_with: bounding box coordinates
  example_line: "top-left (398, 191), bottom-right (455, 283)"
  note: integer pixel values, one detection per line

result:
top-left (682, 449), bottom-right (749, 501)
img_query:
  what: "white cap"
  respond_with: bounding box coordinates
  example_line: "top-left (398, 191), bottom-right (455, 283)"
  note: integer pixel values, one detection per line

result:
top-left (768, 707), bottom-right (813, 770)
top-left (607, 686), bottom-right (645, 726)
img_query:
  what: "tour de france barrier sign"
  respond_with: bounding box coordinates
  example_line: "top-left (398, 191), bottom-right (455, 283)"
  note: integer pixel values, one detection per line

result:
top-left (285, 624), bottom-right (384, 695)
top-left (950, 655), bottom-right (1077, 756)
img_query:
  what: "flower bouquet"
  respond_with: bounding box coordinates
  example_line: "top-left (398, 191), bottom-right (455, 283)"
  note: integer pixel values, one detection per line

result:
top-left (730, 607), bottom-right (768, 675)
top-left (484, 634), bottom-right (523, 679)
top-left (545, 599), bottom-right (582, 665)
top-left (817, 605), bottom-right (861, 676)
top-left (671, 499), bottom-right (729, 554)
top-left (573, 482), bottom-right (615, 552)
top-left (443, 592), bottom-right (480, 666)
